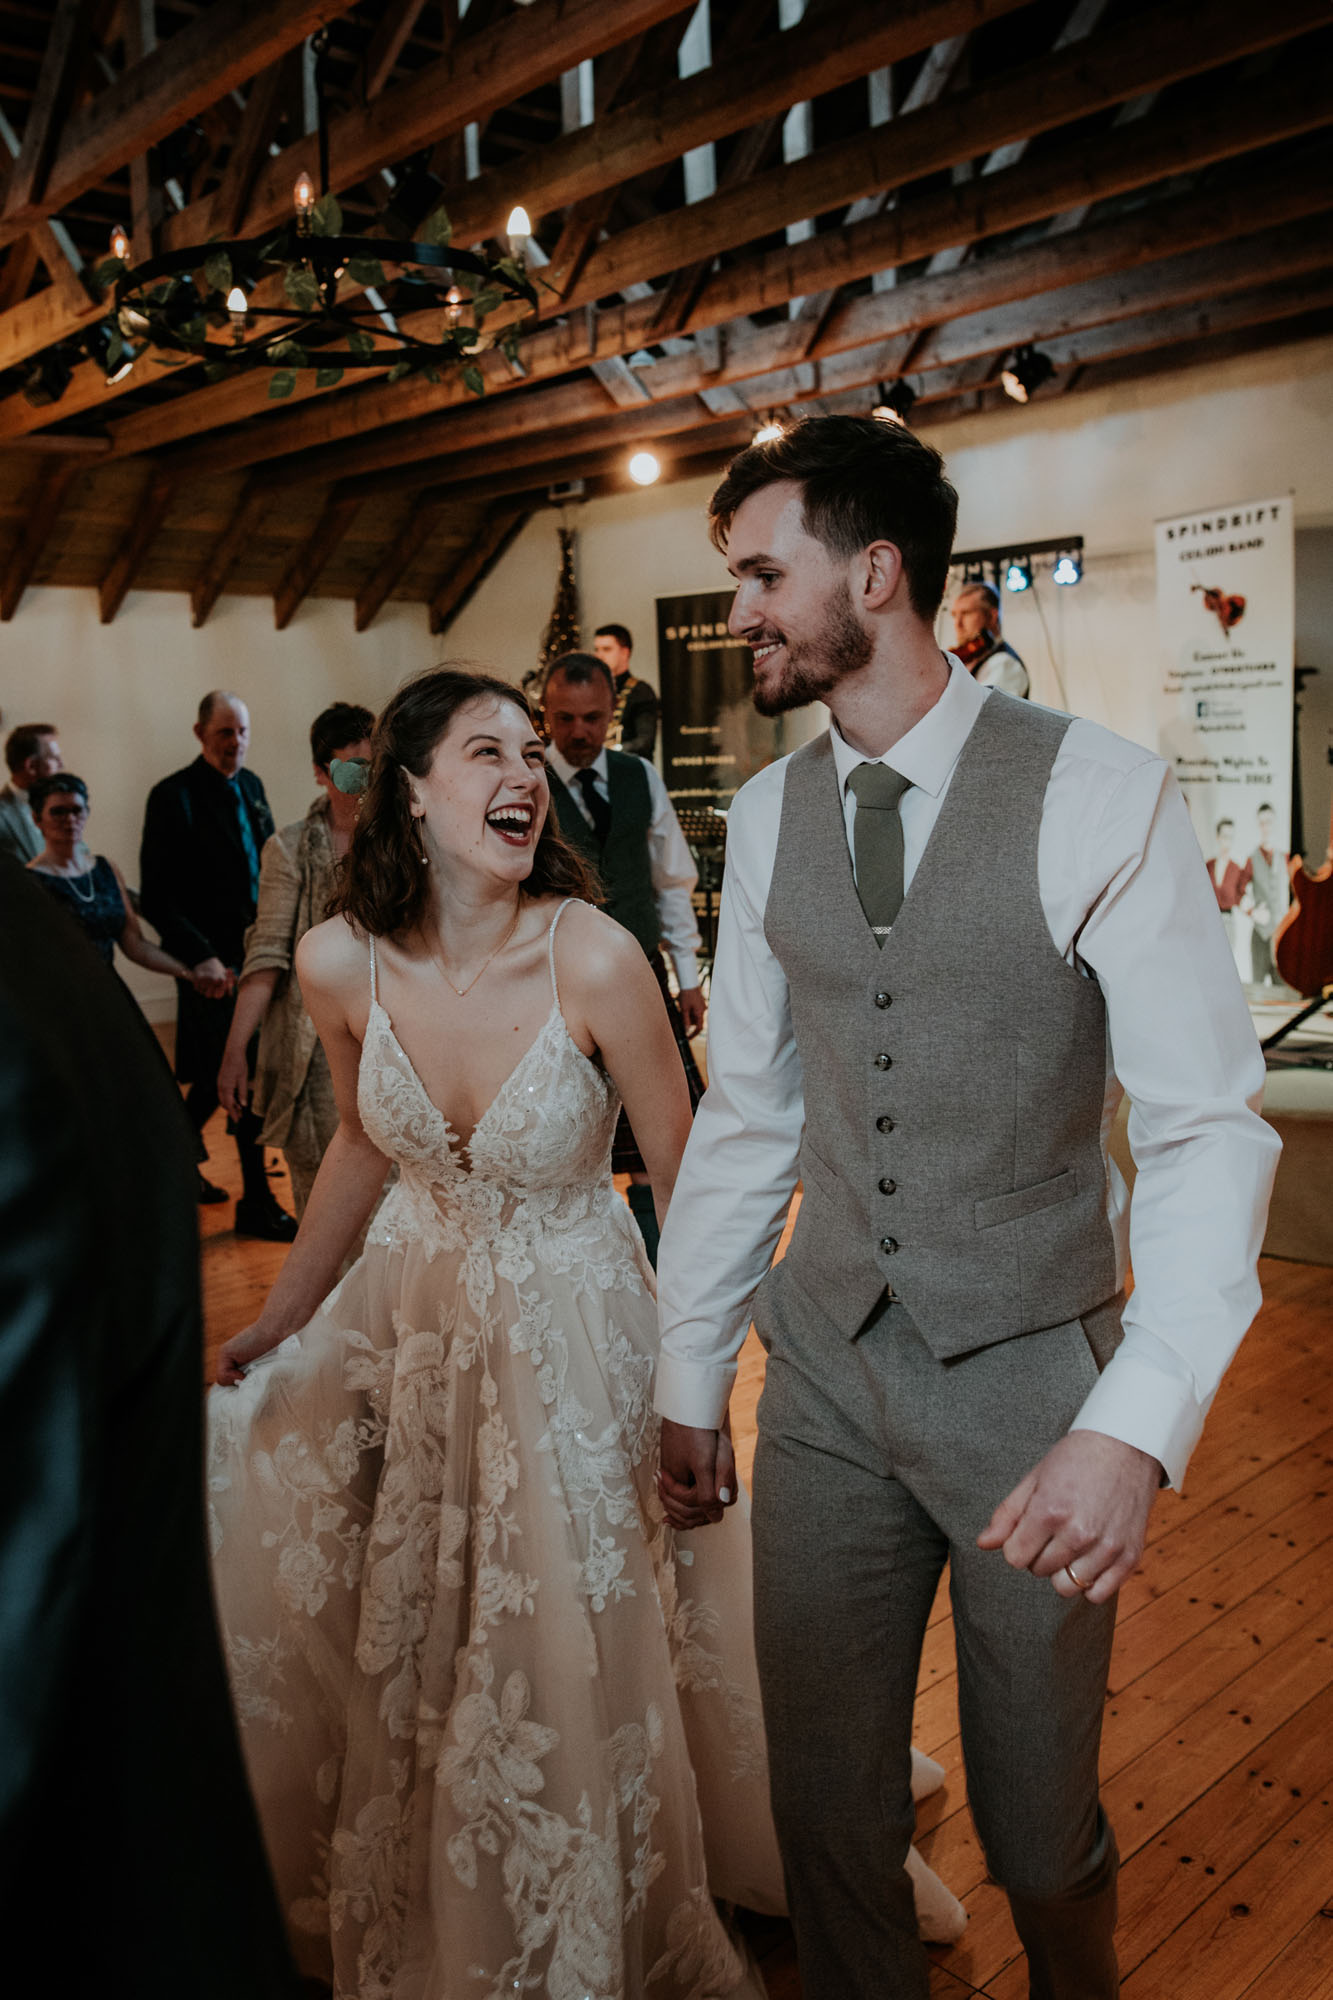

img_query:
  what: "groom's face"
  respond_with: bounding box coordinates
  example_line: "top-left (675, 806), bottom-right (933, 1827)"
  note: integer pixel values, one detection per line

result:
top-left (725, 481), bottom-right (871, 716)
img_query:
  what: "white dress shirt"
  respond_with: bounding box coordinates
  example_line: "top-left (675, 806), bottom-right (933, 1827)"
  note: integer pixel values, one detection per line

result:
top-left (656, 660), bottom-right (1280, 1490)
top-left (547, 744), bottom-right (702, 990)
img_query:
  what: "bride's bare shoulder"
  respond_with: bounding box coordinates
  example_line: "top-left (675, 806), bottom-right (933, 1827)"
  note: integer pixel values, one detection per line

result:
top-left (551, 898), bottom-right (648, 986)
top-left (296, 912), bottom-right (372, 995)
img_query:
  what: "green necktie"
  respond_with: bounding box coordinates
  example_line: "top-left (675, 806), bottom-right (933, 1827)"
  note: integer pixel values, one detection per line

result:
top-left (847, 761), bottom-right (912, 946)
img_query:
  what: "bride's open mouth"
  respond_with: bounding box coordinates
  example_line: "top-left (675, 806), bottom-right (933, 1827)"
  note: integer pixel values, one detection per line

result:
top-left (485, 801), bottom-right (537, 846)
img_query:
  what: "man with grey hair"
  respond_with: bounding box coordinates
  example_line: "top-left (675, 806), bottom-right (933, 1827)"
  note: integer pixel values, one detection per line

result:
top-left (140, 692), bottom-right (295, 1239)
top-left (0, 723), bottom-right (63, 863)
top-left (951, 578), bottom-right (1029, 697)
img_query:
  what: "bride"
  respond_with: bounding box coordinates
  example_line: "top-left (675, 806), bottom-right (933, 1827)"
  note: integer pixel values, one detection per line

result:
top-left (208, 667), bottom-right (963, 1999)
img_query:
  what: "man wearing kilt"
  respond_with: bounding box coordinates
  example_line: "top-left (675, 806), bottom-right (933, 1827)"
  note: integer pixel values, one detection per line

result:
top-left (542, 651), bottom-right (704, 1264)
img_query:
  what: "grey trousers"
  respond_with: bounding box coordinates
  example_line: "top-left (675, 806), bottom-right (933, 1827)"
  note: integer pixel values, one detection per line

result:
top-left (750, 1277), bottom-right (1121, 1999)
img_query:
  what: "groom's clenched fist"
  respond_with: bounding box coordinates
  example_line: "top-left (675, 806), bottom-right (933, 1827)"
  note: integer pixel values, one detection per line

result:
top-left (977, 1430), bottom-right (1163, 1604)
top-left (658, 1417), bottom-right (738, 1530)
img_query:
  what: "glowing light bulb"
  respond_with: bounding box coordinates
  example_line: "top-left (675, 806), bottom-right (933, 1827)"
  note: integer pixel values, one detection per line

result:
top-left (294, 170), bottom-right (315, 226)
top-left (753, 419), bottom-right (784, 445)
top-left (444, 284), bottom-right (465, 327)
top-left (505, 205), bottom-right (531, 242)
top-left (226, 285), bottom-right (248, 344)
top-left (110, 225), bottom-right (130, 262)
top-left (628, 451), bottom-right (661, 486)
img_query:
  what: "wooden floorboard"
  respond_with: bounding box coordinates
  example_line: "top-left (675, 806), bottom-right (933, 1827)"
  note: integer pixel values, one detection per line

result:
top-left (197, 1117), bottom-right (1333, 1998)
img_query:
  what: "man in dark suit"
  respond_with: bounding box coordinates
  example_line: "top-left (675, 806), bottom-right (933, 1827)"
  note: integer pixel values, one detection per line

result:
top-left (0, 858), bottom-right (301, 1998)
top-left (141, 690), bottom-right (295, 1239)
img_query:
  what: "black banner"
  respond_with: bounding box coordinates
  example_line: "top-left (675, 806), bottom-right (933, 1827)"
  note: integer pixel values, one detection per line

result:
top-left (656, 590), bottom-right (784, 810)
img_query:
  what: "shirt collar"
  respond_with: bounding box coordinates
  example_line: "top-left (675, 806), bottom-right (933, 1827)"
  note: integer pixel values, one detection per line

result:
top-left (830, 655), bottom-right (986, 802)
top-left (546, 744), bottom-right (609, 788)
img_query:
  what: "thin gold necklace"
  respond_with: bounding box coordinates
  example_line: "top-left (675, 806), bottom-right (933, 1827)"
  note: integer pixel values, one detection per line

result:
top-left (431, 901), bottom-right (522, 998)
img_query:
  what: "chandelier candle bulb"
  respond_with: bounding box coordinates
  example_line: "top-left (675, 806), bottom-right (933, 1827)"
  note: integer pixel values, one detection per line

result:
top-left (293, 170), bottom-right (315, 229)
top-left (110, 225), bottom-right (130, 262)
top-left (226, 286), bottom-right (248, 343)
top-left (505, 205), bottom-right (531, 251)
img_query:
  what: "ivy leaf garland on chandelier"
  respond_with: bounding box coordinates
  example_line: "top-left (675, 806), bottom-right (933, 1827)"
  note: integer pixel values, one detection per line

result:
top-left (92, 184), bottom-right (540, 403)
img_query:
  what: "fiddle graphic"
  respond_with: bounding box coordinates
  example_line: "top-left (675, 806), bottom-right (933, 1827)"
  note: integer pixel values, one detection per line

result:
top-left (1192, 583), bottom-right (1246, 635)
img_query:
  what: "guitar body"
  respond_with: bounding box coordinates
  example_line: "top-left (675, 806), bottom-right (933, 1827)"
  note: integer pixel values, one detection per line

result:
top-left (1274, 845), bottom-right (1333, 998)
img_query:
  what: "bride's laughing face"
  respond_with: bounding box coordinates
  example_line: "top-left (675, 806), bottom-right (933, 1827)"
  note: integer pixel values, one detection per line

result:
top-left (409, 695), bottom-right (549, 883)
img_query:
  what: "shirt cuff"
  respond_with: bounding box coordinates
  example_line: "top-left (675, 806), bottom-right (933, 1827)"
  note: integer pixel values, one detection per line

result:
top-left (653, 1350), bottom-right (738, 1429)
top-left (670, 950), bottom-right (701, 992)
top-left (1069, 1349), bottom-right (1205, 1492)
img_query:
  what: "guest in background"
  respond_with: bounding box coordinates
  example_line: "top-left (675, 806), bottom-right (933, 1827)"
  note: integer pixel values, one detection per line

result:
top-left (140, 690), bottom-right (295, 1239)
top-left (593, 622), bottom-right (660, 758)
top-left (26, 772), bottom-right (204, 991)
top-left (0, 723), bottom-right (63, 864)
top-left (950, 580), bottom-right (1030, 698)
top-left (217, 702), bottom-right (375, 1219)
top-left (0, 860), bottom-right (301, 2000)
top-left (543, 651), bottom-right (702, 1264)
top-left (1206, 817), bottom-right (1251, 939)
top-left (1247, 802), bottom-right (1291, 986)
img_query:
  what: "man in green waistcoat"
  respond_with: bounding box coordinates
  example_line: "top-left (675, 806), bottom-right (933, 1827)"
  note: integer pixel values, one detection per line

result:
top-left (542, 652), bottom-right (704, 1263)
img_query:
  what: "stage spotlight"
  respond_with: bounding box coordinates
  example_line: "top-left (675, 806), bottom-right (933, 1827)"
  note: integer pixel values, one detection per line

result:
top-left (872, 379), bottom-right (917, 424)
top-left (1000, 345), bottom-right (1056, 404)
top-left (1004, 558), bottom-right (1032, 594)
top-left (21, 351), bottom-right (73, 407)
top-left (1053, 551), bottom-right (1082, 586)
top-left (628, 450), bottom-right (661, 486)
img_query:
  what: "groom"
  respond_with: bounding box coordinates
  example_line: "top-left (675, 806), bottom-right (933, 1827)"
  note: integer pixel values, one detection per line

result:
top-left (655, 415), bottom-right (1278, 1997)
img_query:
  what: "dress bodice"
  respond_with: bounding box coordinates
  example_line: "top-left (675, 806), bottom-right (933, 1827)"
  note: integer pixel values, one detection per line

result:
top-left (29, 854), bottom-right (124, 966)
top-left (357, 900), bottom-right (623, 1267)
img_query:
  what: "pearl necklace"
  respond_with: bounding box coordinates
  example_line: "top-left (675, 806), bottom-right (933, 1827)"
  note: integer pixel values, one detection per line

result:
top-left (36, 858), bottom-right (98, 904)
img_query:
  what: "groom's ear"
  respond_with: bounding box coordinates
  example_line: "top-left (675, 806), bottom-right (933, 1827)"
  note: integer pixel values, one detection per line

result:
top-left (861, 539), bottom-right (905, 612)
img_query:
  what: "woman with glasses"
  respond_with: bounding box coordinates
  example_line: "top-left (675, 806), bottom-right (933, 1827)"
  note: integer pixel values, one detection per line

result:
top-left (25, 772), bottom-right (206, 990)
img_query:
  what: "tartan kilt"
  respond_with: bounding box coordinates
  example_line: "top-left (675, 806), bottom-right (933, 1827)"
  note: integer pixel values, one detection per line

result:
top-left (612, 950), bottom-right (705, 1175)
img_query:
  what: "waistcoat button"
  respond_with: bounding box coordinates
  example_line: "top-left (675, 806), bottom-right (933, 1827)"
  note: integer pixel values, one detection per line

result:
top-left (879, 1177), bottom-right (896, 1195)
top-left (874, 1052), bottom-right (891, 1070)
top-left (885, 1286), bottom-right (897, 1302)
top-left (880, 1236), bottom-right (898, 1255)
top-left (875, 991), bottom-right (892, 1009)
top-left (877, 1115), bottom-right (894, 1133)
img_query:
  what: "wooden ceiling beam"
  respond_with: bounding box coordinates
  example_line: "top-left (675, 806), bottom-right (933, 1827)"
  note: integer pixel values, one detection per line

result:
top-left (0, 234), bottom-right (39, 313)
top-left (355, 498), bottom-right (449, 631)
top-left (0, 456), bottom-right (81, 619)
top-left (427, 506), bottom-right (533, 637)
top-left (190, 476), bottom-right (273, 627)
top-left (68, 31), bottom-right (1331, 471)
top-left (1, 0), bottom-right (94, 222)
top-left (231, 158), bottom-right (1333, 494)
top-left (157, 0), bottom-right (692, 255)
top-left (98, 468), bottom-right (174, 622)
top-left (555, 0), bottom-right (1333, 314)
top-left (213, 51), bottom-right (295, 237)
top-left (363, 0), bottom-right (433, 103)
top-left (273, 490), bottom-right (363, 629)
top-left (0, 0), bottom-right (343, 249)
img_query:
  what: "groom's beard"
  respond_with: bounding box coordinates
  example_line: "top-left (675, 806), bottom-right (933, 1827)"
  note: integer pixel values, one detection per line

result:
top-left (751, 584), bottom-right (874, 716)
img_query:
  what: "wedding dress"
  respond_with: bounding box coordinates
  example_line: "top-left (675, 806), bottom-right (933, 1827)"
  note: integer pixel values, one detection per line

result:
top-left (209, 900), bottom-right (964, 2000)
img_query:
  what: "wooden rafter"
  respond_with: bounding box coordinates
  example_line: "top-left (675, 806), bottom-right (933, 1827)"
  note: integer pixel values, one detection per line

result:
top-left (213, 53), bottom-right (295, 238)
top-left (0, 0), bottom-right (92, 224)
top-left (427, 506), bottom-right (531, 636)
top-left (355, 498), bottom-right (448, 631)
top-left (190, 478), bottom-right (274, 628)
top-left (0, 456), bottom-right (82, 620)
top-left (0, 234), bottom-right (39, 313)
top-left (0, 0), bottom-right (342, 249)
top-left (363, 0), bottom-right (432, 102)
top-left (98, 469), bottom-right (175, 623)
top-left (123, 0), bottom-right (159, 260)
top-left (273, 490), bottom-right (363, 629)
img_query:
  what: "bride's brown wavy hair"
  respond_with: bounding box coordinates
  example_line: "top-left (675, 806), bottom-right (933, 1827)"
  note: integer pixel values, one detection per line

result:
top-left (330, 666), bottom-right (600, 941)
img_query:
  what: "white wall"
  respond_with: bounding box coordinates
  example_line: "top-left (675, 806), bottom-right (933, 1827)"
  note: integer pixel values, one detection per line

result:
top-left (1, 589), bottom-right (438, 1015)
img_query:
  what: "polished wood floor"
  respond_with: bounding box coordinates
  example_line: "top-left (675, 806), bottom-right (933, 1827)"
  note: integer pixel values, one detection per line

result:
top-left (198, 1119), bottom-right (1333, 2000)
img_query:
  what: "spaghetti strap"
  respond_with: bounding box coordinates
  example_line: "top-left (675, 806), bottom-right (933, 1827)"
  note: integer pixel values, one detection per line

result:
top-left (368, 933), bottom-right (378, 1006)
top-left (546, 898), bottom-right (575, 1010)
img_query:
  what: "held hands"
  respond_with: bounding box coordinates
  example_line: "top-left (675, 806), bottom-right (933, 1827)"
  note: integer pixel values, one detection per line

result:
top-left (192, 955), bottom-right (235, 1000)
top-left (677, 987), bottom-right (706, 1038)
top-left (657, 1415), bottom-right (737, 1530)
top-left (977, 1430), bottom-right (1163, 1604)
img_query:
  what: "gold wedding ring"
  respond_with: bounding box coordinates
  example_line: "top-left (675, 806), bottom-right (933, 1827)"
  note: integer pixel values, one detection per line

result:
top-left (1064, 1561), bottom-right (1090, 1590)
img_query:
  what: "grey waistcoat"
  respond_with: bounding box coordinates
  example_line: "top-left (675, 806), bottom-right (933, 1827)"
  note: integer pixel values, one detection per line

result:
top-left (763, 694), bottom-right (1117, 1360)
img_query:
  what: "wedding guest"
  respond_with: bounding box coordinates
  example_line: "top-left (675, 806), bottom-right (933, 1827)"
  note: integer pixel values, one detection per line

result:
top-left (140, 691), bottom-right (295, 1238)
top-left (593, 622), bottom-right (660, 757)
top-left (0, 859), bottom-right (301, 2000)
top-left (950, 580), bottom-right (1029, 697)
top-left (543, 651), bottom-right (703, 1263)
top-left (217, 702), bottom-right (375, 1218)
top-left (0, 722), bottom-right (63, 863)
top-left (1206, 817), bottom-right (1251, 952)
top-left (26, 773), bottom-right (204, 990)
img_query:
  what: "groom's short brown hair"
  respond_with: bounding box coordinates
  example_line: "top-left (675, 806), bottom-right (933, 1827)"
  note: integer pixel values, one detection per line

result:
top-left (708, 413), bottom-right (958, 622)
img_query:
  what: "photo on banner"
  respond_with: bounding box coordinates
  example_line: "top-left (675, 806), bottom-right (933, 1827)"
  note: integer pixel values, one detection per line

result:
top-left (1155, 495), bottom-right (1295, 988)
top-left (655, 591), bottom-right (784, 811)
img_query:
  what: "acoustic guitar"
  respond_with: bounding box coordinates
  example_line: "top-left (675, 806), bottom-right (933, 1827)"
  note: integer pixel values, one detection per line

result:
top-left (1274, 803), bottom-right (1333, 998)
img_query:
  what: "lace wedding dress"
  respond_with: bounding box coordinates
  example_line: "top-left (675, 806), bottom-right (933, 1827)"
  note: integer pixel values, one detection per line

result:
top-left (209, 902), bottom-right (784, 2000)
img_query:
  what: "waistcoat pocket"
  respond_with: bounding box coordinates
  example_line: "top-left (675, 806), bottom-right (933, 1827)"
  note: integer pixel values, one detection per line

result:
top-left (974, 1167), bottom-right (1075, 1230)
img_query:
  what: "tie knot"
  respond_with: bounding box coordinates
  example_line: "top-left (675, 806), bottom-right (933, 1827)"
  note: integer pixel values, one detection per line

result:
top-left (848, 761), bottom-right (911, 811)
